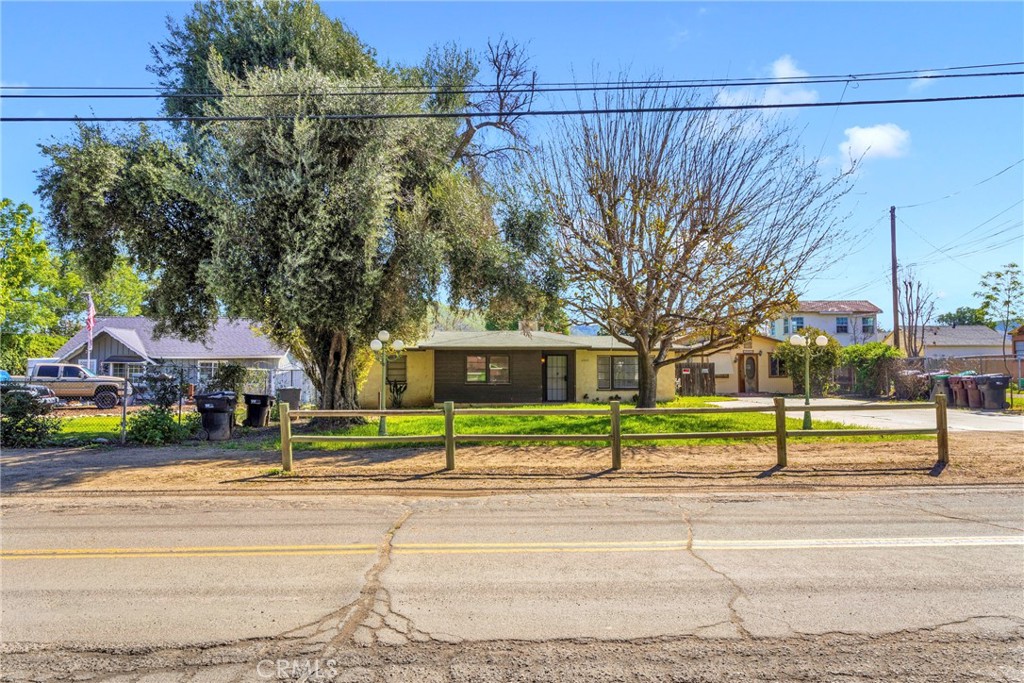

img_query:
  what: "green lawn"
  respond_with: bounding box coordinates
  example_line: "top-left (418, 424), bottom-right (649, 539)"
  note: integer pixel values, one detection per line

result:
top-left (55, 415), bottom-right (124, 442)
top-left (261, 396), bottom-right (921, 451)
top-left (53, 396), bottom-right (928, 448)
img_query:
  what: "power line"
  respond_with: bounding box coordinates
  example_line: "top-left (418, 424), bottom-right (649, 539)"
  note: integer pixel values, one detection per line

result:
top-left (6, 59), bottom-right (1020, 93)
top-left (896, 158), bottom-right (1024, 209)
top-left (898, 216), bottom-right (980, 274)
top-left (4, 70), bottom-right (1021, 101)
top-left (3, 92), bottom-right (1022, 123)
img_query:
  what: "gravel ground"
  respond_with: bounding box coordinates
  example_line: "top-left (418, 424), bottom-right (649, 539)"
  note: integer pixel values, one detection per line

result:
top-left (2, 431), bottom-right (1020, 495)
top-left (3, 631), bottom-right (1022, 682)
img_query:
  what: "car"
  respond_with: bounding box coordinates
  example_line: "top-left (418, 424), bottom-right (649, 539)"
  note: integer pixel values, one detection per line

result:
top-left (0, 382), bottom-right (62, 407)
top-left (0, 369), bottom-right (11, 383)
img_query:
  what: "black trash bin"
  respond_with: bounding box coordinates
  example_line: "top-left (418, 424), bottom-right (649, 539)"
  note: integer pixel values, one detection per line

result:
top-left (977, 374), bottom-right (1011, 410)
top-left (243, 393), bottom-right (275, 427)
top-left (195, 391), bottom-right (237, 441)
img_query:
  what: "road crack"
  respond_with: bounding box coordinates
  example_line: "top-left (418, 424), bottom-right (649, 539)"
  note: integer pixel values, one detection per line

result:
top-left (681, 507), bottom-right (753, 639)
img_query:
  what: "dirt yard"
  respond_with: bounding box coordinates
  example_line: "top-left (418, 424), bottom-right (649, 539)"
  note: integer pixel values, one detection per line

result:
top-left (1, 431), bottom-right (1020, 495)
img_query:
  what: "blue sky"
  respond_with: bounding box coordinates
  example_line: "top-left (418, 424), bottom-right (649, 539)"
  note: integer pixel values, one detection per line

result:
top-left (2, 1), bottom-right (1022, 327)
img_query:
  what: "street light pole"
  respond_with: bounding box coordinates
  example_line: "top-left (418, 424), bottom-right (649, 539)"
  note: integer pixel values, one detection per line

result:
top-left (370, 331), bottom-right (405, 436)
top-left (790, 333), bottom-right (828, 430)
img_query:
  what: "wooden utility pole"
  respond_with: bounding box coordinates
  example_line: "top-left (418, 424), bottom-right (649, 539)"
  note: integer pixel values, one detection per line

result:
top-left (890, 205), bottom-right (900, 350)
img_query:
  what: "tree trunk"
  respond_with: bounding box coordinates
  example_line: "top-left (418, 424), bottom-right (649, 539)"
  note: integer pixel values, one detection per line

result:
top-left (300, 328), bottom-right (365, 430)
top-left (637, 352), bottom-right (659, 409)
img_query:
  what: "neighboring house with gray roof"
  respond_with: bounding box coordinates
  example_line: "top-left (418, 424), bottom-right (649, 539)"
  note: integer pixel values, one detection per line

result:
top-left (53, 317), bottom-right (290, 386)
top-left (763, 300), bottom-right (885, 346)
top-left (882, 325), bottom-right (1007, 358)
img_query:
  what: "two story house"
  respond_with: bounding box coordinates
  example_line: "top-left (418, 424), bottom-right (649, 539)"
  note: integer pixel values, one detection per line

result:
top-left (763, 300), bottom-right (884, 346)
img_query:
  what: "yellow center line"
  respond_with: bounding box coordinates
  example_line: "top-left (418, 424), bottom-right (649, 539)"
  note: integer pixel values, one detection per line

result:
top-left (0, 536), bottom-right (1020, 560)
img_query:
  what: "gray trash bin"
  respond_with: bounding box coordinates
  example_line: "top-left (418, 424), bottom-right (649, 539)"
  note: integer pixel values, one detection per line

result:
top-left (977, 374), bottom-right (1011, 410)
top-left (277, 387), bottom-right (301, 411)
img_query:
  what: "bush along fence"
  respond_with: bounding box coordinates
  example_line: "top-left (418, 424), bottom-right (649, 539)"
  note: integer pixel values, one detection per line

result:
top-left (278, 396), bottom-right (950, 473)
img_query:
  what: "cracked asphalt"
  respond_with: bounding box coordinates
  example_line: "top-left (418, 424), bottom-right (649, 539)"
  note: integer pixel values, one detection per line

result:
top-left (2, 487), bottom-right (1022, 681)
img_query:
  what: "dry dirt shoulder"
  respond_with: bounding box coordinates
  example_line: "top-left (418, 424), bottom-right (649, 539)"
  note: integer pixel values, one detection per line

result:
top-left (1, 432), bottom-right (1020, 495)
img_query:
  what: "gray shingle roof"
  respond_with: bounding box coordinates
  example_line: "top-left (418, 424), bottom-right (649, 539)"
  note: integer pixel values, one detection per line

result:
top-left (55, 317), bottom-right (288, 361)
top-left (414, 330), bottom-right (635, 351)
top-left (916, 325), bottom-right (1006, 347)
top-left (795, 300), bottom-right (883, 314)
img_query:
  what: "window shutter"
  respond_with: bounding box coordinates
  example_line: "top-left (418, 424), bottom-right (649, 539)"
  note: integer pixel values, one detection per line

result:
top-left (597, 356), bottom-right (611, 390)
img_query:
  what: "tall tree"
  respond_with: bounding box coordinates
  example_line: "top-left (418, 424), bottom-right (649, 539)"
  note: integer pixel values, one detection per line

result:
top-left (935, 305), bottom-right (993, 328)
top-left (534, 83), bottom-right (852, 407)
top-left (38, 1), bottom-right (551, 409)
top-left (975, 262), bottom-right (1023, 362)
top-left (897, 265), bottom-right (936, 358)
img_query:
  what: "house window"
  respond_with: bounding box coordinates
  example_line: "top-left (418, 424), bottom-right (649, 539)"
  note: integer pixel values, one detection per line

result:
top-left (862, 316), bottom-right (875, 334)
top-left (835, 317), bottom-right (849, 334)
top-left (386, 356), bottom-right (407, 383)
top-left (465, 354), bottom-right (509, 384)
top-left (770, 321), bottom-right (776, 336)
top-left (769, 354), bottom-right (788, 378)
top-left (1015, 341), bottom-right (1024, 359)
top-left (792, 317), bottom-right (805, 332)
top-left (783, 318), bottom-right (790, 335)
top-left (197, 361), bottom-right (223, 389)
top-left (106, 362), bottom-right (147, 383)
top-left (597, 355), bottom-right (639, 390)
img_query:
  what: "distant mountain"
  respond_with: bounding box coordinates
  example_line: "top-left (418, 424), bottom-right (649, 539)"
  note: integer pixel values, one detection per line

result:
top-left (570, 325), bottom-right (600, 336)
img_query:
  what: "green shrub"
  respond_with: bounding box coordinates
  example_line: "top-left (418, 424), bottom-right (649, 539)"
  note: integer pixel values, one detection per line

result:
top-left (209, 362), bottom-right (248, 395)
top-left (127, 407), bottom-right (190, 445)
top-left (772, 327), bottom-right (841, 397)
top-left (840, 342), bottom-right (904, 397)
top-left (0, 391), bottom-right (62, 447)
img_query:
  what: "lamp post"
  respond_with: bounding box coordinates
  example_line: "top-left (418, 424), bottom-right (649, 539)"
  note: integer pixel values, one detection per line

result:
top-left (789, 333), bottom-right (828, 430)
top-left (370, 331), bottom-right (405, 436)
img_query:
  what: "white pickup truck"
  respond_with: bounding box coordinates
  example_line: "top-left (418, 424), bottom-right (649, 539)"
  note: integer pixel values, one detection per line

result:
top-left (10, 363), bottom-right (132, 409)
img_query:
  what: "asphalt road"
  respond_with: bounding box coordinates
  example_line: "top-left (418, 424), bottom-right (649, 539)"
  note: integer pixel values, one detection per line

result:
top-left (2, 487), bottom-right (1022, 681)
top-left (715, 396), bottom-right (1024, 431)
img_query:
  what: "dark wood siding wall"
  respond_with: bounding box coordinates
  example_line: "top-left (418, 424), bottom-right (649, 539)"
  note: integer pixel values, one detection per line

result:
top-left (434, 350), bottom-right (546, 404)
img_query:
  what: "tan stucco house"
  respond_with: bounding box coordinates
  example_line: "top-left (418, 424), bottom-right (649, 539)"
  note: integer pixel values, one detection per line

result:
top-left (358, 330), bottom-right (794, 408)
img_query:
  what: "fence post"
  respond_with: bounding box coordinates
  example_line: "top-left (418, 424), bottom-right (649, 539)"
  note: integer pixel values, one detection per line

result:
top-left (280, 402), bottom-right (293, 472)
top-left (120, 377), bottom-right (129, 445)
top-left (610, 400), bottom-right (622, 470)
top-left (443, 401), bottom-right (456, 470)
top-left (773, 396), bottom-right (787, 468)
top-left (935, 393), bottom-right (949, 464)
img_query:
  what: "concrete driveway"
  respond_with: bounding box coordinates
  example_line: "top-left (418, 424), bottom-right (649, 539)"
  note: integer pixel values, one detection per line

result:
top-left (714, 396), bottom-right (1024, 432)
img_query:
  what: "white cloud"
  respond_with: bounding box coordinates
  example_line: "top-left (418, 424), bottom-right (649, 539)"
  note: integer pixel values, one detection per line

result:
top-left (909, 71), bottom-right (936, 92)
top-left (716, 54), bottom-right (818, 109)
top-left (838, 123), bottom-right (911, 170)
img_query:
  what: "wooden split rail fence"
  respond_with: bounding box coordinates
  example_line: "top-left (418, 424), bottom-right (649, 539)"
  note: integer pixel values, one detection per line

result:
top-left (279, 395), bottom-right (950, 473)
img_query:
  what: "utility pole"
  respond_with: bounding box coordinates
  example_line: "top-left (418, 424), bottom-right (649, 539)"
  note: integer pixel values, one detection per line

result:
top-left (890, 206), bottom-right (900, 351)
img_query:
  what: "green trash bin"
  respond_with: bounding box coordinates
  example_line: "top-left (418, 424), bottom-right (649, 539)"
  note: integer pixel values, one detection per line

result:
top-left (929, 373), bottom-right (952, 404)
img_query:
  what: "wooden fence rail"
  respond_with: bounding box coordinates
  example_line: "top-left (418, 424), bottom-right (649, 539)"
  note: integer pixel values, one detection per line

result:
top-left (278, 395), bottom-right (950, 473)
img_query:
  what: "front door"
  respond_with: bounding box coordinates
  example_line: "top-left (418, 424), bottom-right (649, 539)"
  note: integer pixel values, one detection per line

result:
top-left (740, 354), bottom-right (758, 393)
top-left (544, 354), bottom-right (568, 402)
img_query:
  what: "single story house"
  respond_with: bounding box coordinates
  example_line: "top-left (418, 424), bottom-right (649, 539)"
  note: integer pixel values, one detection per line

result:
top-left (52, 316), bottom-right (290, 386)
top-left (763, 300), bottom-right (884, 346)
top-left (357, 330), bottom-right (794, 408)
top-left (882, 325), bottom-right (1006, 358)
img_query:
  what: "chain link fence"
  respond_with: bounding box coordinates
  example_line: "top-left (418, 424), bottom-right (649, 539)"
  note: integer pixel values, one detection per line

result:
top-left (2, 362), bottom-right (295, 448)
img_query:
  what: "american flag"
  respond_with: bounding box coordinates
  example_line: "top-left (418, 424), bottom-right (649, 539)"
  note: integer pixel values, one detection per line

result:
top-left (86, 293), bottom-right (96, 354)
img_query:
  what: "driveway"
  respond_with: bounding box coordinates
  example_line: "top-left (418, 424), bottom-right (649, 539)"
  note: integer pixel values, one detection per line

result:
top-left (715, 396), bottom-right (1024, 432)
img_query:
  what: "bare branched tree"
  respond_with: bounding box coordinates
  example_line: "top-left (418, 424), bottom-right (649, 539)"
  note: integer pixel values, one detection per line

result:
top-left (898, 265), bottom-right (937, 358)
top-left (451, 37), bottom-right (536, 166)
top-left (534, 82), bottom-right (853, 407)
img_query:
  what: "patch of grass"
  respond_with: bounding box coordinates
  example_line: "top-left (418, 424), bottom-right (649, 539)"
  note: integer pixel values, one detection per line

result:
top-left (55, 415), bottom-right (123, 443)
top-left (239, 395), bottom-right (921, 451)
top-left (264, 467), bottom-right (296, 477)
